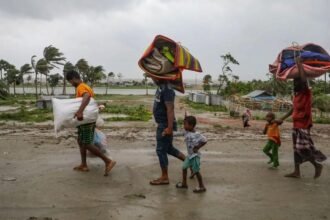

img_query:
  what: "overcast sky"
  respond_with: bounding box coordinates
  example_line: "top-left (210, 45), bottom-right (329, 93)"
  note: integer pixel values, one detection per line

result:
top-left (0, 0), bottom-right (329, 81)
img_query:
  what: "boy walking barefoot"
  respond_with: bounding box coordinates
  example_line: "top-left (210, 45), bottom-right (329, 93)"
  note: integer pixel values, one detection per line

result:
top-left (66, 70), bottom-right (116, 176)
top-left (263, 112), bottom-right (282, 168)
top-left (173, 116), bottom-right (207, 193)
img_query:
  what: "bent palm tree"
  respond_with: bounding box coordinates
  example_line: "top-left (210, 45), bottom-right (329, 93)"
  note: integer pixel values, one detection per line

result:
top-left (6, 66), bottom-right (20, 95)
top-left (19, 64), bottom-right (33, 95)
top-left (63, 62), bottom-right (75, 95)
top-left (43, 45), bottom-right (66, 95)
top-left (75, 58), bottom-right (89, 82)
top-left (36, 58), bottom-right (52, 96)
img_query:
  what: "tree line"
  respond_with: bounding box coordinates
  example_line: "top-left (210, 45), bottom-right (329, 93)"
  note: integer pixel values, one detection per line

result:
top-left (203, 53), bottom-right (330, 97)
top-left (0, 45), bottom-right (123, 99)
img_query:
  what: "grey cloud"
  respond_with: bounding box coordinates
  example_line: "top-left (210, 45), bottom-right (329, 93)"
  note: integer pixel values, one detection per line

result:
top-left (0, 0), bottom-right (138, 20)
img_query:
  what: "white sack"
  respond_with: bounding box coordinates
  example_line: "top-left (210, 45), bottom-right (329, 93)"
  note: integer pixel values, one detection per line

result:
top-left (52, 98), bottom-right (99, 135)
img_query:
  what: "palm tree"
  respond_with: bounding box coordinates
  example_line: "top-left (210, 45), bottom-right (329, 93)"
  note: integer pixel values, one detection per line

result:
top-left (62, 62), bottom-right (75, 95)
top-left (31, 55), bottom-right (38, 100)
top-left (6, 66), bottom-right (20, 95)
top-left (36, 58), bottom-right (52, 95)
top-left (19, 64), bottom-right (33, 95)
top-left (105, 72), bottom-right (115, 95)
top-left (75, 58), bottom-right (89, 82)
top-left (43, 45), bottom-right (66, 95)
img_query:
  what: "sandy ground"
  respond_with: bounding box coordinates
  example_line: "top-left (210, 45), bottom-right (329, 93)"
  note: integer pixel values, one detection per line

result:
top-left (0, 121), bottom-right (329, 220)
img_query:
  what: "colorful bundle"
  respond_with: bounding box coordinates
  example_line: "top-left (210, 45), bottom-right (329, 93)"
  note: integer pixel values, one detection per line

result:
top-left (269, 43), bottom-right (330, 80)
top-left (138, 35), bottom-right (202, 93)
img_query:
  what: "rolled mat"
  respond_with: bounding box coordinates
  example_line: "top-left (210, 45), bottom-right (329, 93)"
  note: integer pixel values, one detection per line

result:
top-left (138, 35), bottom-right (202, 93)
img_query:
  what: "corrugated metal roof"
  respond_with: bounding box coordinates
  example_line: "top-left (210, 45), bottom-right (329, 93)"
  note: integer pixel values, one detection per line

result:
top-left (243, 90), bottom-right (272, 98)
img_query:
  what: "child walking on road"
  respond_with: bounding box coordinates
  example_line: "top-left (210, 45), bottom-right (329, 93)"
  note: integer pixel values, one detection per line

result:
top-left (172, 116), bottom-right (207, 193)
top-left (263, 112), bottom-right (282, 168)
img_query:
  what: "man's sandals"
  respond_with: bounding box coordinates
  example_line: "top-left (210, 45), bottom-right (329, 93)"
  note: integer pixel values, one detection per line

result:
top-left (149, 178), bottom-right (170, 185)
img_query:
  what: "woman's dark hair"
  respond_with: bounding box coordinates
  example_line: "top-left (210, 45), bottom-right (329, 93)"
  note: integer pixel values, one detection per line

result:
top-left (66, 70), bottom-right (81, 81)
top-left (184, 115), bottom-right (197, 127)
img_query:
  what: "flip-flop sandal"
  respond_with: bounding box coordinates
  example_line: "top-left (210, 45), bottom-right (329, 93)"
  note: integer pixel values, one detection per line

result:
top-left (193, 187), bottom-right (206, 193)
top-left (149, 179), bottom-right (170, 185)
top-left (73, 166), bottom-right (89, 172)
top-left (176, 182), bottom-right (188, 189)
top-left (104, 161), bottom-right (117, 176)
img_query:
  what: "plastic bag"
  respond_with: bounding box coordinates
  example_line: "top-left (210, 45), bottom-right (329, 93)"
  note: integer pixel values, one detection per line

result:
top-left (96, 116), bottom-right (105, 127)
top-left (52, 97), bottom-right (99, 135)
top-left (94, 129), bottom-right (108, 154)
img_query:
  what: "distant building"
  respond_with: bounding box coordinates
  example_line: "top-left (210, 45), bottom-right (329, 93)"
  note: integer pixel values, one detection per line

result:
top-left (242, 90), bottom-right (275, 101)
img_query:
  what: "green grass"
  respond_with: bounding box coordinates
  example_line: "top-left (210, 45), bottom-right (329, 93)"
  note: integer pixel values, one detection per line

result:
top-left (0, 94), bottom-right (36, 106)
top-left (183, 98), bottom-right (227, 112)
top-left (314, 117), bottom-right (330, 124)
top-left (0, 106), bottom-right (52, 122)
top-left (103, 104), bottom-right (152, 121)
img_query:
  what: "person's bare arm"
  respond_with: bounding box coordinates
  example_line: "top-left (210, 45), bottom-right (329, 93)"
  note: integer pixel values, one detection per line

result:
top-left (295, 56), bottom-right (307, 82)
top-left (278, 108), bottom-right (293, 124)
top-left (193, 141), bottom-right (207, 153)
top-left (164, 101), bottom-right (175, 136)
top-left (263, 124), bottom-right (268, 135)
top-left (75, 93), bottom-right (91, 121)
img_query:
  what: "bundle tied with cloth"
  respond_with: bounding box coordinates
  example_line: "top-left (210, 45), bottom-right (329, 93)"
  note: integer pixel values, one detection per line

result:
top-left (269, 43), bottom-right (330, 80)
top-left (138, 35), bottom-right (203, 93)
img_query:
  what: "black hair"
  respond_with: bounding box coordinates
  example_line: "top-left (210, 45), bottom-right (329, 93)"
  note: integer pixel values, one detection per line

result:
top-left (184, 115), bottom-right (197, 127)
top-left (66, 70), bottom-right (81, 81)
top-left (267, 112), bottom-right (275, 120)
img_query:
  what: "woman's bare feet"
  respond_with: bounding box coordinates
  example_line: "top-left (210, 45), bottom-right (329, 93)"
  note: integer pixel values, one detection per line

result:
top-left (314, 164), bottom-right (323, 179)
top-left (73, 164), bottom-right (89, 172)
top-left (104, 160), bottom-right (116, 176)
top-left (284, 172), bottom-right (300, 178)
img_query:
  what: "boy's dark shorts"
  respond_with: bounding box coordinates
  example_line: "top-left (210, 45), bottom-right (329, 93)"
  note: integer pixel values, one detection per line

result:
top-left (77, 123), bottom-right (96, 145)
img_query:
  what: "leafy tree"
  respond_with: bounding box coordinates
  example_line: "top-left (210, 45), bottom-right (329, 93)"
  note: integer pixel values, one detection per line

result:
top-left (48, 73), bottom-right (63, 95)
top-left (313, 94), bottom-right (330, 117)
top-left (203, 74), bottom-right (212, 93)
top-left (259, 73), bottom-right (290, 96)
top-left (105, 72), bottom-right (115, 95)
top-left (19, 64), bottom-right (33, 95)
top-left (86, 65), bottom-right (105, 88)
top-left (75, 58), bottom-right (89, 82)
top-left (43, 45), bottom-right (66, 95)
top-left (62, 62), bottom-right (75, 95)
top-left (217, 53), bottom-right (239, 95)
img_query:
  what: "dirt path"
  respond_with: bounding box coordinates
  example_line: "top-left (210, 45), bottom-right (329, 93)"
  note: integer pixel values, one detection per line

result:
top-left (0, 124), bottom-right (329, 220)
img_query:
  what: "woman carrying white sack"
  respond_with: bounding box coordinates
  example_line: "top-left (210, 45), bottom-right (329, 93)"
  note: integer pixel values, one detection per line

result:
top-left (65, 70), bottom-right (116, 176)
